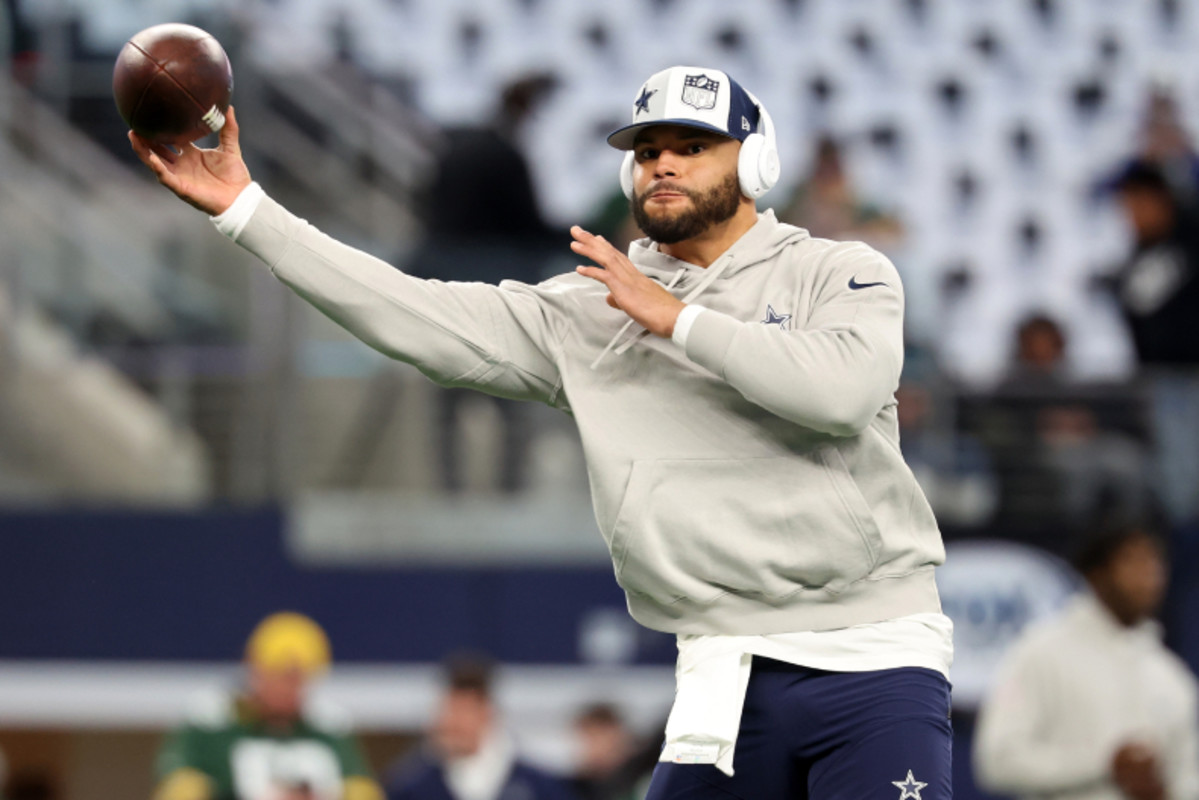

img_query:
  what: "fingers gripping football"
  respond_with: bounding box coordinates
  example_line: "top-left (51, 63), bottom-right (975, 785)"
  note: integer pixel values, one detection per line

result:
top-left (129, 106), bottom-right (252, 215)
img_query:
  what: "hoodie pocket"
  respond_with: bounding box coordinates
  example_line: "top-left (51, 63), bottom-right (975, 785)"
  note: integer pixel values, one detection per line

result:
top-left (608, 454), bottom-right (882, 605)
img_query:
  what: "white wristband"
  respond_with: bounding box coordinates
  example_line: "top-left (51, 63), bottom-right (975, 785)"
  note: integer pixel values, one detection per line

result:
top-left (671, 304), bottom-right (708, 348)
top-left (210, 182), bottom-right (266, 241)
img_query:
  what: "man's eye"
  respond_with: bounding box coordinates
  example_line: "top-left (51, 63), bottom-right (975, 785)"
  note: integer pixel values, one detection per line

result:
top-left (637, 149), bottom-right (658, 160)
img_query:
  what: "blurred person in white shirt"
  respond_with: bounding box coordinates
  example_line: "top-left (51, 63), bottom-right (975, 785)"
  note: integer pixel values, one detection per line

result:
top-left (974, 521), bottom-right (1199, 800)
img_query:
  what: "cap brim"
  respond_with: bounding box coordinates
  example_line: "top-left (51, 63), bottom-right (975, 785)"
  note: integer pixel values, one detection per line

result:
top-left (606, 119), bottom-right (738, 150)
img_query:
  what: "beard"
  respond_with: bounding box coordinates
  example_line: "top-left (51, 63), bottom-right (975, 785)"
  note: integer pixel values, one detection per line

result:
top-left (631, 173), bottom-right (742, 244)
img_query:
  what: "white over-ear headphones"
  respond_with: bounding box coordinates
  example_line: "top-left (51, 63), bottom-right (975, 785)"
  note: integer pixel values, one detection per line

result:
top-left (738, 90), bottom-right (782, 199)
top-left (620, 91), bottom-right (780, 201)
top-left (619, 150), bottom-right (637, 201)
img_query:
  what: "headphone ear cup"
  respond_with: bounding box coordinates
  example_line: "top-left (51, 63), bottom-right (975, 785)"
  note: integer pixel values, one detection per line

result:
top-left (737, 133), bottom-right (765, 198)
top-left (761, 144), bottom-right (781, 192)
top-left (738, 133), bottom-right (779, 199)
top-left (620, 151), bottom-right (636, 200)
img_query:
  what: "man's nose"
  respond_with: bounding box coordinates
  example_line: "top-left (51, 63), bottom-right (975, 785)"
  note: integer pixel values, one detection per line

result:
top-left (654, 150), bottom-right (682, 178)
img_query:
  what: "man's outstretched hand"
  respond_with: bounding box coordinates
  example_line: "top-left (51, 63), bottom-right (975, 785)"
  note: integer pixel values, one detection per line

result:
top-left (128, 106), bottom-right (252, 216)
top-left (572, 226), bottom-right (685, 338)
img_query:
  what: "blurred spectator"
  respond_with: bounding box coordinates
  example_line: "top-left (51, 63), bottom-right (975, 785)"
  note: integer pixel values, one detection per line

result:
top-left (778, 135), bottom-right (904, 254)
top-left (896, 377), bottom-right (998, 528)
top-left (973, 522), bottom-right (1199, 799)
top-left (974, 313), bottom-right (1075, 530)
top-left (1000, 313), bottom-right (1070, 389)
top-left (385, 656), bottom-right (578, 800)
top-left (410, 72), bottom-right (560, 271)
top-left (568, 704), bottom-right (657, 800)
top-left (405, 72), bottom-right (562, 494)
top-left (1108, 85), bottom-right (1199, 202)
top-left (153, 612), bottom-right (383, 800)
top-left (1110, 161), bottom-right (1199, 524)
top-left (1036, 404), bottom-right (1153, 524)
top-left (571, 704), bottom-right (631, 794)
top-left (970, 312), bottom-right (1151, 532)
top-left (1112, 162), bottom-right (1199, 366)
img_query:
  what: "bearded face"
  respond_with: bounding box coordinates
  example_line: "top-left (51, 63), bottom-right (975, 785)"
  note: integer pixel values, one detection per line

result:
top-left (631, 171), bottom-right (742, 244)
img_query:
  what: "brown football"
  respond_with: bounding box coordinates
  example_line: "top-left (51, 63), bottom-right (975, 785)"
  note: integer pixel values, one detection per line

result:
top-left (113, 23), bottom-right (233, 146)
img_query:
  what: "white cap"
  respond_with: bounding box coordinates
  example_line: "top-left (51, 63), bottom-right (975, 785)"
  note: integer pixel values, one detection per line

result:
top-left (607, 66), bottom-right (761, 150)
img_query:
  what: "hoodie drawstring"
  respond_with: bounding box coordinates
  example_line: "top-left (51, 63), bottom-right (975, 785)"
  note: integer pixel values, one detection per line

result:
top-left (590, 256), bottom-right (736, 369)
top-left (589, 266), bottom-right (687, 370)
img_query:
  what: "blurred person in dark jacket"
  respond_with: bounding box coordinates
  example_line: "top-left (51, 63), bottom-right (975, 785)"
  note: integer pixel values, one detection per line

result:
top-left (1113, 162), bottom-right (1199, 366)
top-left (386, 656), bottom-right (578, 800)
top-left (568, 704), bottom-right (660, 800)
top-left (411, 72), bottom-right (561, 282)
top-left (1111, 161), bottom-right (1199, 525)
top-left (406, 72), bottom-right (561, 494)
top-left (1103, 85), bottom-right (1199, 204)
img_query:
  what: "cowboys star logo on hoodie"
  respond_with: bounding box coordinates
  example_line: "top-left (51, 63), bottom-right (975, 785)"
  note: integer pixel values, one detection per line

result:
top-left (762, 305), bottom-right (791, 330)
top-left (682, 74), bottom-right (719, 110)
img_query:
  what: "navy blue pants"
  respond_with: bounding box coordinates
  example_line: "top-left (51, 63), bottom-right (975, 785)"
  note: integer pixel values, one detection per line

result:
top-left (645, 658), bottom-right (953, 800)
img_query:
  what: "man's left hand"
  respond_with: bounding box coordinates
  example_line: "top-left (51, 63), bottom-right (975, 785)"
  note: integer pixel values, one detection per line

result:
top-left (572, 226), bottom-right (684, 338)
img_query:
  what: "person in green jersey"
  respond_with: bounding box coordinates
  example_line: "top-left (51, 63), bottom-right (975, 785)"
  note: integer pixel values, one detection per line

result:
top-left (153, 612), bottom-right (384, 800)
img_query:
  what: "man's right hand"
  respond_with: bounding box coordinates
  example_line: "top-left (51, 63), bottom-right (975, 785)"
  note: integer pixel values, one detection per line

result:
top-left (128, 105), bottom-right (252, 216)
top-left (1112, 742), bottom-right (1166, 800)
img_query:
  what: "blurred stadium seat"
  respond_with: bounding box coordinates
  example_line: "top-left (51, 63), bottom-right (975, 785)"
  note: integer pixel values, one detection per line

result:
top-left (1, 0), bottom-right (1190, 512)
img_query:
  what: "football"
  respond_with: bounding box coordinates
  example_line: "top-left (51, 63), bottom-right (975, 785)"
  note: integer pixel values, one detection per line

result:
top-left (113, 23), bottom-right (233, 146)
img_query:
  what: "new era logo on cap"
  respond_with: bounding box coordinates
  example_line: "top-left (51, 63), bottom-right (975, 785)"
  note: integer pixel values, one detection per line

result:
top-left (607, 65), bottom-right (761, 150)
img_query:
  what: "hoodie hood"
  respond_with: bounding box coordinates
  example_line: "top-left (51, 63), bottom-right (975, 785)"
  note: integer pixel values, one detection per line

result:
top-left (590, 209), bottom-right (810, 368)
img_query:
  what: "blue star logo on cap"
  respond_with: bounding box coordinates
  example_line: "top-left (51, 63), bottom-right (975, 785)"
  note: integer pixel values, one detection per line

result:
top-left (634, 87), bottom-right (656, 116)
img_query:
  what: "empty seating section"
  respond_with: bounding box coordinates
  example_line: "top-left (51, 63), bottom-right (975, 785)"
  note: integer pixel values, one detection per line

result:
top-left (34, 0), bottom-right (1198, 383)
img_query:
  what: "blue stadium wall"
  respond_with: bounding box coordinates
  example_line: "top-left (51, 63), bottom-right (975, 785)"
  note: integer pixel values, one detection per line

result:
top-left (0, 508), bottom-right (675, 664)
top-left (2, 510), bottom-right (1197, 670)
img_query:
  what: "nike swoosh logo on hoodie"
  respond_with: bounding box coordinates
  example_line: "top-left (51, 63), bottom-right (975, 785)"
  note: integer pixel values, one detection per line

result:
top-left (849, 276), bottom-right (887, 290)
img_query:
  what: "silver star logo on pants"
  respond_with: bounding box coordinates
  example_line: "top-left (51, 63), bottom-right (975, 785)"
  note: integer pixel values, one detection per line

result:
top-left (892, 770), bottom-right (928, 800)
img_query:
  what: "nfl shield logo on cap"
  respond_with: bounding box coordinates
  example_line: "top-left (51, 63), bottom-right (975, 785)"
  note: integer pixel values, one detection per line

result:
top-left (682, 74), bottom-right (719, 111)
top-left (606, 65), bottom-right (761, 150)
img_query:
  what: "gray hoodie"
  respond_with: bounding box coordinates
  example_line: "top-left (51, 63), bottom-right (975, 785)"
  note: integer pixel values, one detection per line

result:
top-left (236, 195), bottom-right (944, 635)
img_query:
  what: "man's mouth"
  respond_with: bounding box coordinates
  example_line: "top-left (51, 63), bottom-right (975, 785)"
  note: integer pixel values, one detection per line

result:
top-left (647, 182), bottom-right (689, 196)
